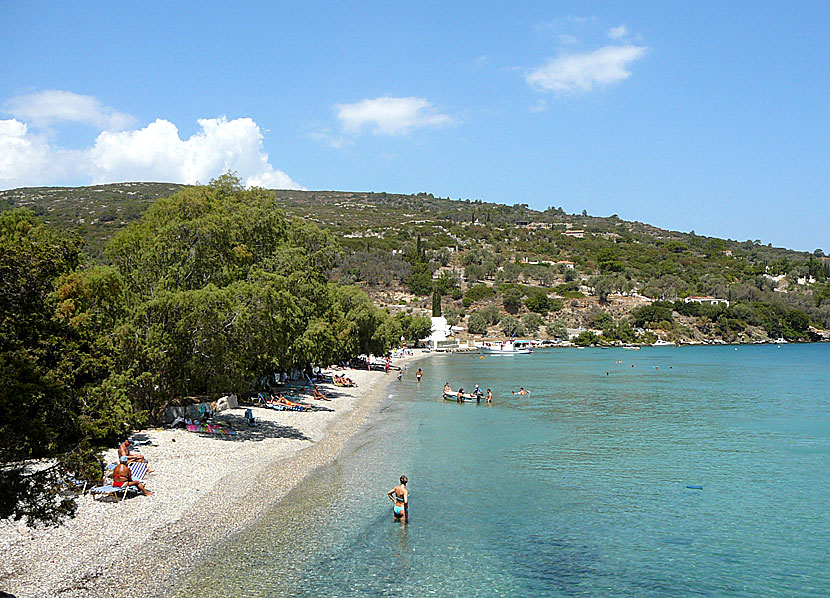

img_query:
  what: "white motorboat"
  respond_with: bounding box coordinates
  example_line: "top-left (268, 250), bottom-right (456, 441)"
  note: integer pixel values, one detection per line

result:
top-left (480, 340), bottom-right (533, 354)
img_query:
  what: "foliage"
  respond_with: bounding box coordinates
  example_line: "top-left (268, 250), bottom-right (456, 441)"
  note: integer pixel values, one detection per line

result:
top-left (499, 315), bottom-right (524, 337)
top-left (632, 305), bottom-right (674, 328)
top-left (546, 321), bottom-right (568, 339)
top-left (502, 286), bottom-right (524, 313)
top-left (466, 310), bottom-right (490, 335)
top-left (432, 289), bottom-right (442, 317)
top-left (463, 283), bottom-right (496, 307)
top-left (573, 331), bottom-right (599, 346)
top-left (521, 312), bottom-right (543, 333)
top-left (524, 289), bottom-right (551, 314)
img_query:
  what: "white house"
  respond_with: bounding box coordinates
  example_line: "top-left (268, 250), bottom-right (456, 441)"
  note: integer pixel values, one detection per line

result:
top-left (427, 316), bottom-right (455, 350)
top-left (684, 296), bottom-right (729, 307)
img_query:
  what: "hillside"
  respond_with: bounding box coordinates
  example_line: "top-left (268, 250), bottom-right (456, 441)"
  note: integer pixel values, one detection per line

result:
top-left (2, 182), bottom-right (828, 344)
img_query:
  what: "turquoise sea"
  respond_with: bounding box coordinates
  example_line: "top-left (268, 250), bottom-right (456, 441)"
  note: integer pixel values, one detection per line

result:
top-left (176, 344), bottom-right (830, 597)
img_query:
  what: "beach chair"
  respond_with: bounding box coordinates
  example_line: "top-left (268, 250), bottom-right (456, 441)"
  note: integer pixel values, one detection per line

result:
top-left (90, 463), bottom-right (149, 502)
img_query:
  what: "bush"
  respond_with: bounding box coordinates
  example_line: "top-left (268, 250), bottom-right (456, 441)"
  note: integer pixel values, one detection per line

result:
top-left (632, 305), bottom-right (674, 328)
top-left (463, 283), bottom-right (496, 307)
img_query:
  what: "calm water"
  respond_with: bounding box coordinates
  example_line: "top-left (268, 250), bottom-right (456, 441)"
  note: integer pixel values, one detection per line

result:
top-left (175, 344), bottom-right (830, 597)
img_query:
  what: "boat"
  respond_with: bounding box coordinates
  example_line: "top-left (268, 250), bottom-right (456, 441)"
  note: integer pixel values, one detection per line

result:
top-left (479, 340), bottom-right (533, 354)
top-left (443, 391), bottom-right (479, 402)
top-left (652, 339), bottom-right (675, 347)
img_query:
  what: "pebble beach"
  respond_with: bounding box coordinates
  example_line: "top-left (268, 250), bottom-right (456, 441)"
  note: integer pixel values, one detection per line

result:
top-left (0, 354), bottom-right (426, 598)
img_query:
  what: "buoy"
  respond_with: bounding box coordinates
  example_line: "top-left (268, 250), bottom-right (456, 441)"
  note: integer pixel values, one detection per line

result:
top-left (480, 356), bottom-right (484, 359)
top-left (686, 485), bottom-right (703, 490)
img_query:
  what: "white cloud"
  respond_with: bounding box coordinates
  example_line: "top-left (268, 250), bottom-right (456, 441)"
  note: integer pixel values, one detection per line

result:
top-left (558, 34), bottom-right (578, 46)
top-left (5, 90), bottom-right (135, 131)
top-left (526, 45), bottom-right (647, 94)
top-left (334, 96), bottom-right (453, 136)
top-left (0, 97), bottom-right (303, 190)
top-left (608, 25), bottom-right (629, 41)
top-left (87, 116), bottom-right (302, 189)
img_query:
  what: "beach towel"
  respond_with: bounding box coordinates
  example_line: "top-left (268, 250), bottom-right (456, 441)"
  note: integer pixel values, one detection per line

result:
top-left (185, 423), bottom-right (237, 436)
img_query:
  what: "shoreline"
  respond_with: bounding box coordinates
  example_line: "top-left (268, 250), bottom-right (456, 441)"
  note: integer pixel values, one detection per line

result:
top-left (0, 352), bottom-right (430, 598)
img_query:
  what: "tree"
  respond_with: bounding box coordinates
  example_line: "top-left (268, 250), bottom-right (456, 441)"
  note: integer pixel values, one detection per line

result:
top-left (0, 210), bottom-right (123, 526)
top-left (499, 315), bottom-right (524, 337)
top-left (502, 286), bottom-right (524, 313)
top-left (467, 311), bottom-right (490, 335)
top-left (546, 321), bottom-right (568, 340)
top-left (521, 312), bottom-right (543, 333)
top-left (524, 289), bottom-right (551, 314)
top-left (432, 289), bottom-right (442, 317)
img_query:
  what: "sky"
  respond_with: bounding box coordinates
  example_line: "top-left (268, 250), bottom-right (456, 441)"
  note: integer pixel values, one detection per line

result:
top-left (1, 1), bottom-right (828, 252)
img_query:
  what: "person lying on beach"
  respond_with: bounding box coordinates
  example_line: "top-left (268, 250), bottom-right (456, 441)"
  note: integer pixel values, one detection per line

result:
top-left (112, 456), bottom-right (153, 496)
top-left (334, 375), bottom-right (356, 387)
top-left (387, 475), bottom-right (409, 522)
top-left (511, 387), bottom-right (530, 395)
top-left (312, 386), bottom-right (331, 401)
top-left (272, 395), bottom-right (308, 409)
top-left (118, 440), bottom-right (149, 465)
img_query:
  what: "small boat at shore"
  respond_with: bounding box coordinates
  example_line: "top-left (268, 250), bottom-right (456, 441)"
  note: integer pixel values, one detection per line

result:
top-left (479, 340), bottom-right (533, 354)
top-left (443, 390), bottom-right (480, 402)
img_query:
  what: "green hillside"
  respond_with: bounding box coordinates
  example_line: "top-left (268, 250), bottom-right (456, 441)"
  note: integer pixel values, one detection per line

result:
top-left (2, 182), bottom-right (828, 344)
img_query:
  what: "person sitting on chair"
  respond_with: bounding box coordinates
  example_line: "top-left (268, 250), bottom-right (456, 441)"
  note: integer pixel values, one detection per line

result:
top-left (112, 456), bottom-right (152, 496)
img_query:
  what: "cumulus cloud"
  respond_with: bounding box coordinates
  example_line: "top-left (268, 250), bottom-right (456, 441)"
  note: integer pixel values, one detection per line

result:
top-left (87, 117), bottom-right (301, 189)
top-left (526, 45), bottom-right (647, 94)
top-left (0, 92), bottom-right (303, 190)
top-left (608, 25), bottom-right (629, 41)
top-left (5, 90), bottom-right (135, 131)
top-left (334, 96), bottom-right (453, 136)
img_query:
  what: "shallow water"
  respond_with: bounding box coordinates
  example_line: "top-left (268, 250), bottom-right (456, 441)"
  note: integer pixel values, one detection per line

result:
top-left (175, 344), bottom-right (830, 597)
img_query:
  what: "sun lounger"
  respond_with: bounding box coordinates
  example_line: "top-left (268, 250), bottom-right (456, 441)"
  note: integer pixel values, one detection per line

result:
top-left (90, 463), bottom-right (149, 501)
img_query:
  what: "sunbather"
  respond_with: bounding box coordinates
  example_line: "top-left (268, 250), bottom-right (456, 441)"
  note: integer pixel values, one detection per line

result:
top-left (112, 456), bottom-right (152, 496)
top-left (313, 386), bottom-right (331, 401)
top-left (272, 395), bottom-right (306, 409)
top-left (118, 440), bottom-right (149, 465)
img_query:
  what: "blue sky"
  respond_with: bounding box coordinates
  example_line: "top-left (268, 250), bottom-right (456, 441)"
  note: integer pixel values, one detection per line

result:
top-left (1, 1), bottom-right (828, 251)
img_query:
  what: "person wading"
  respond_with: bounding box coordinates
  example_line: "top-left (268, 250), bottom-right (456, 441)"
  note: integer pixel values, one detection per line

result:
top-left (387, 475), bottom-right (409, 522)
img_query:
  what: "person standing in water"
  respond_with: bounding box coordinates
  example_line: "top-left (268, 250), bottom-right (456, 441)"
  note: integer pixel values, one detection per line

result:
top-left (387, 475), bottom-right (409, 522)
top-left (486, 388), bottom-right (493, 403)
top-left (416, 368), bottom-right (422, 383)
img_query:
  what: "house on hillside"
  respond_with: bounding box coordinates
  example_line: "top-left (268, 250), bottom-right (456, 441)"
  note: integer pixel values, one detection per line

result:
top-left (562, 229), bottom-right (585, 238)
top-left (684, 296), bottom-right (730, 308)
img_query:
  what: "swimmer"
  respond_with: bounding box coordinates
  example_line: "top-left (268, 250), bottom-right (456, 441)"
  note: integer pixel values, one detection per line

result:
top-left (511, 387), bottom-right (530, 396)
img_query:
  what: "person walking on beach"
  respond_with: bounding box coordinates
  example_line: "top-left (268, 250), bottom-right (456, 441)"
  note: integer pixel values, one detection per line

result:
top-left (387, 475), bottom-right (409, 522)
top-left (416, 368), bottom-right (422, 383)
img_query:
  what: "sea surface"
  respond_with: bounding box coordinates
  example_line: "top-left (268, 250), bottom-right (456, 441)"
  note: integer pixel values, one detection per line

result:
top-left (175, 344), bottom-right (829, 597)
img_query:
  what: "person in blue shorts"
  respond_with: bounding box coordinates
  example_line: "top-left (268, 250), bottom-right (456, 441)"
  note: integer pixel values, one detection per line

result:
top-left (387, 475), bottom-right (409, 522)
